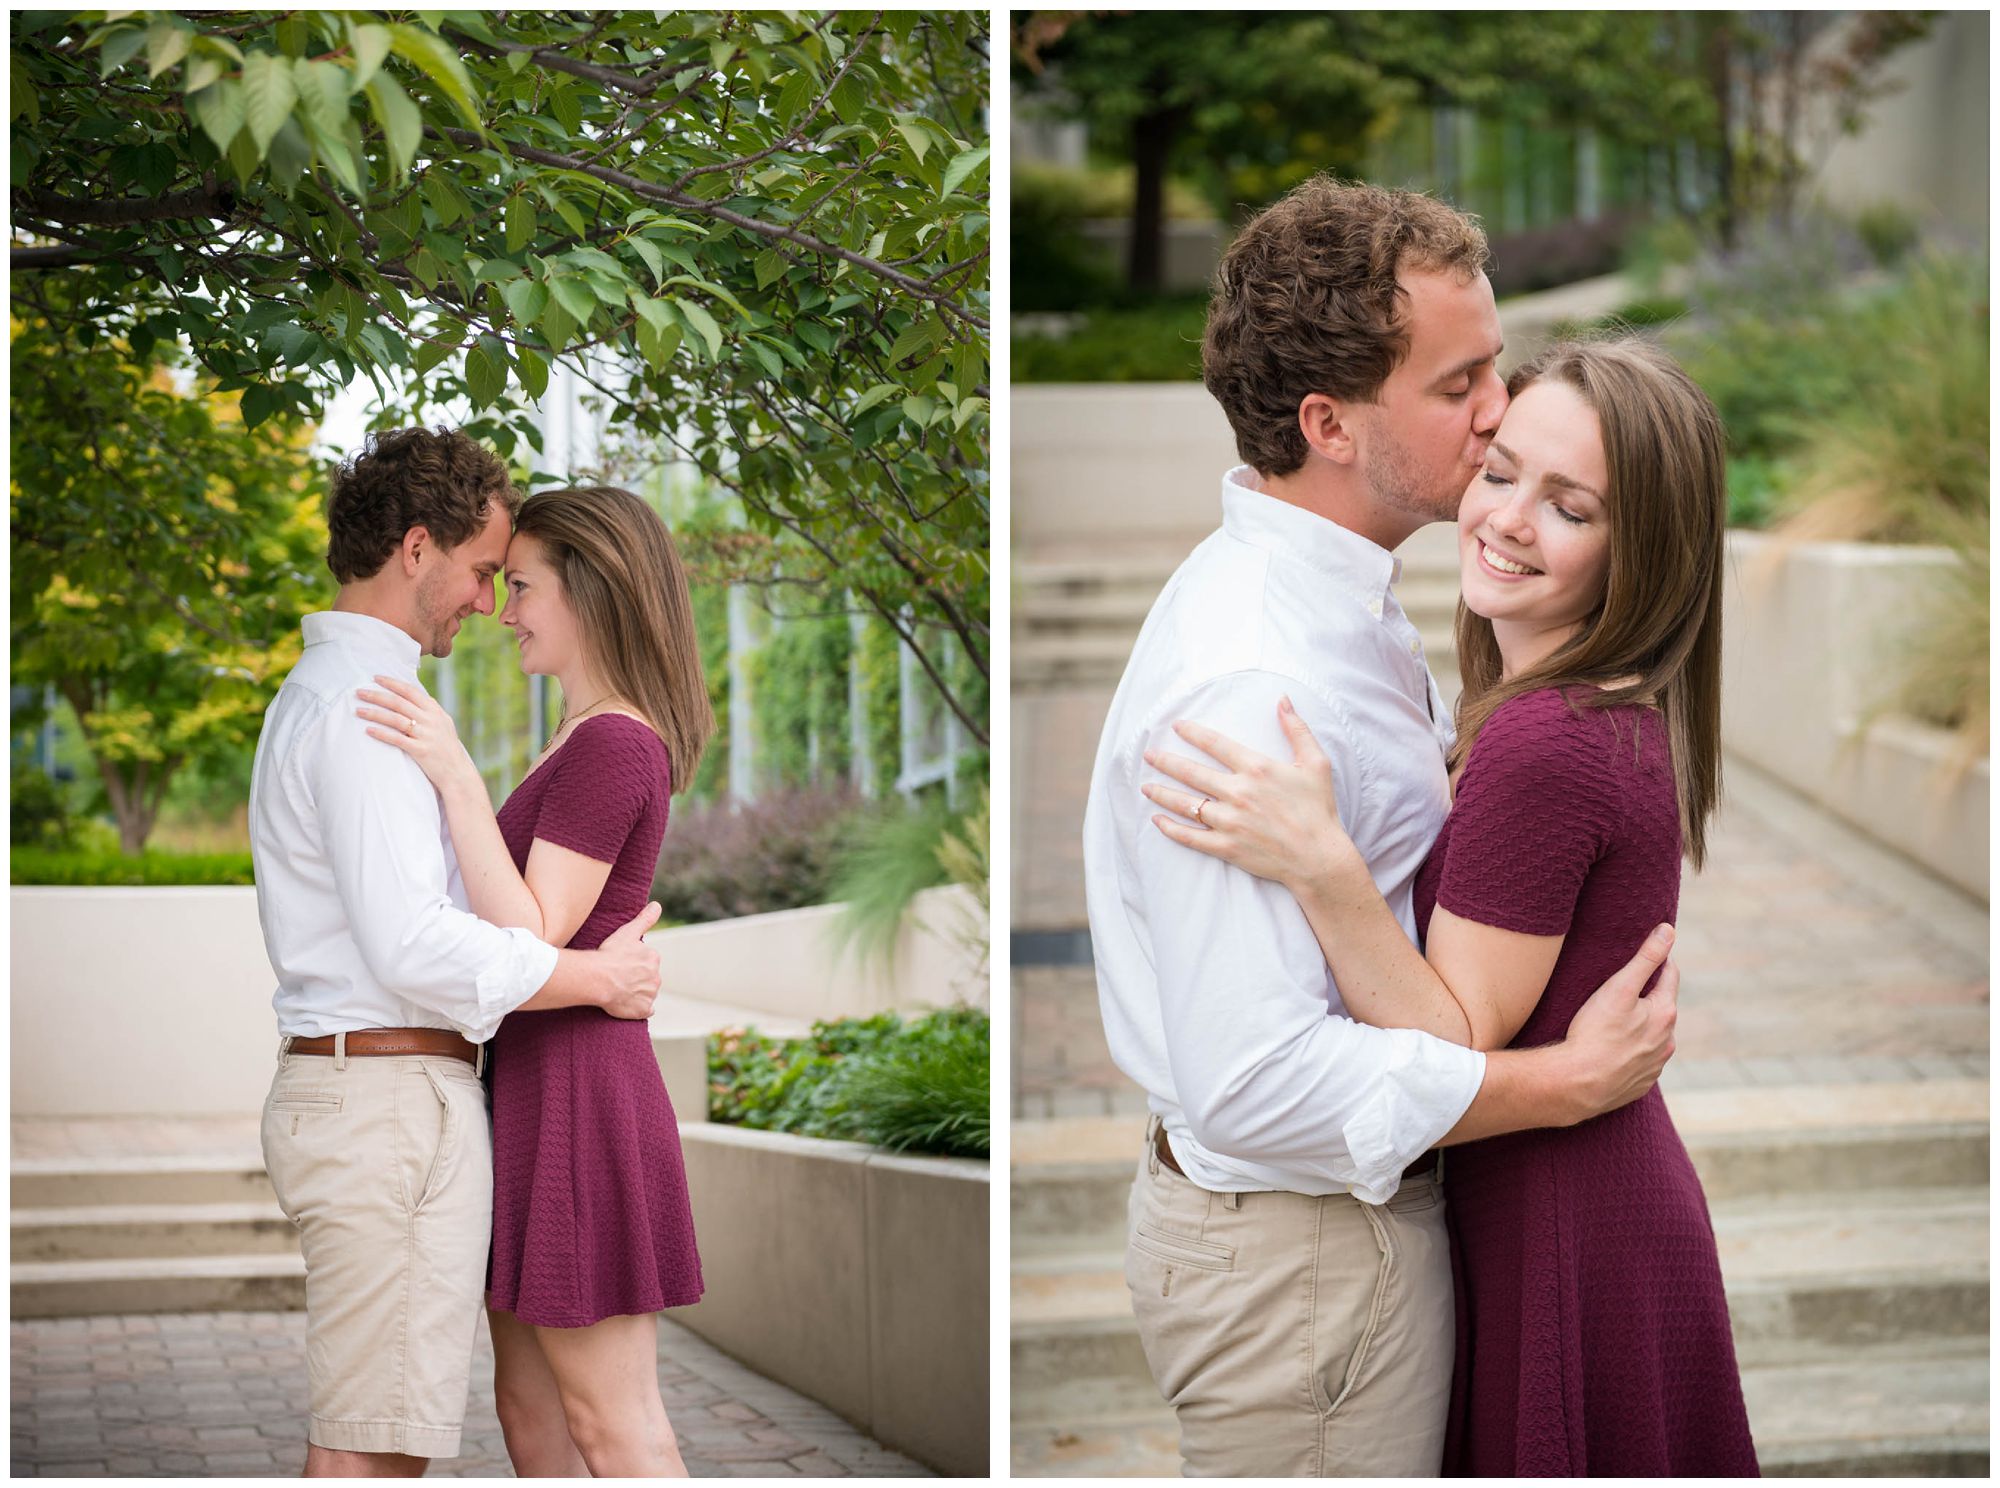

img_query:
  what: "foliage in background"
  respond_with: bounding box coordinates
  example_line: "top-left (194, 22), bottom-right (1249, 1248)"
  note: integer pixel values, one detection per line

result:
top-left (10, 763), bottom-right (77, 850)
top-left (708, 1008), bottom-right (989, 1158)
top-left (11, 292), bottom-right (328, 854)
top-left (1014, 297), bottom-right (1208, 383)
top-left (10, 846), bottom-right (256, 886)
top-left (828, 793), bottom-right (958, 971)
top-left (651, 785), bottom-right (857, 925)
top-left (13, 9), bottom-right (989, 746)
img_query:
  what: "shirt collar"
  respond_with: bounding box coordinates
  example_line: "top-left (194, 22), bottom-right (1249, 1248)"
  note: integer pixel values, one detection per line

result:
top-left (1220, 466), bottom-right (1403, 610)
top-left (302, 611), bottom-right (423, 676)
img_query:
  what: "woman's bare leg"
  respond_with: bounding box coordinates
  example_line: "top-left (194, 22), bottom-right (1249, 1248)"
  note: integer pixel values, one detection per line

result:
top-left (536, 1312), bottom-right (687, 1478)
top-left (488, 1308), bottom-right (590, 1477)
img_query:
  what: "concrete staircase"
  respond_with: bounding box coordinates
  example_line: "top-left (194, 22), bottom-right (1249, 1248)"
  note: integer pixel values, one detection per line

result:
top-left (1011, 1078), bottom-right (1990, 1476)
top-left (1015, 526), bottom-right (1466, 696)
top-left (9, 1003), bottom-right (816, 1321)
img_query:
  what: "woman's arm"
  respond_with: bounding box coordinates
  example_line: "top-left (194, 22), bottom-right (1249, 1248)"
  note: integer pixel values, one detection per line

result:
top-left (1145, 697), bottom-right (1554, 1050)
top-left (356, 676), bottom-right (611, 947)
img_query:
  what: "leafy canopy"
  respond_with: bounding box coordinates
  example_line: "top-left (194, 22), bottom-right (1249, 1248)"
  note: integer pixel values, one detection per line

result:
top-left (12, 10), bottom-right (990, 741)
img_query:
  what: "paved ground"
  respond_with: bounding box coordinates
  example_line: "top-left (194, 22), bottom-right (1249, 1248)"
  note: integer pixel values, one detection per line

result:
top-left (1015, 740), bottom-right (1989, 1118)
top-left (11, 1310), bottom-right (929, 1478)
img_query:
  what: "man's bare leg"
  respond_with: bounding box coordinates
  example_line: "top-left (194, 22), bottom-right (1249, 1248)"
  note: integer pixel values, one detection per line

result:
top-left (303, 1445), bottom-right (428, 1477)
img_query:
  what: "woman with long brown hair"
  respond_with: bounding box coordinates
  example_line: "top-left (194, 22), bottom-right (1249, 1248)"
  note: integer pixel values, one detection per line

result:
top-left (354, 483), bottom-right (714, 1477)
top-left (1140, 338), bottom-right (1759, 1473)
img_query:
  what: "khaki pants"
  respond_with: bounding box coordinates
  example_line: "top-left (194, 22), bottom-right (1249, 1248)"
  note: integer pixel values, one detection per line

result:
top-left (1124, 1122), bottom-right (1454, 1477)
top-left (260, 1039), bottom-right (494, 1458)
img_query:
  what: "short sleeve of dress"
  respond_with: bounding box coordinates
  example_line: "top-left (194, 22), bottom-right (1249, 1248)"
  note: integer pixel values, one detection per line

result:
top-left (1433, 689), bottom-right (1626, 938)
top-left (529, 716), bottom-right (665, 865)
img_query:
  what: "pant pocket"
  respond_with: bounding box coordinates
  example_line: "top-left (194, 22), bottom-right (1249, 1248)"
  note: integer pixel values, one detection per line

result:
top-left (1316, 1202), bottom-right (1394, 1417)
top-left (402, 1063), bottom-right (459, 1216)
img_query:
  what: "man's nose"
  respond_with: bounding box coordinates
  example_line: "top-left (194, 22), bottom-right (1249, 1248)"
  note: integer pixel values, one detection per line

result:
top-left (475, 580), bottom-right (497, 615)
top-left (1473, 368), bottom-right (1509, 438)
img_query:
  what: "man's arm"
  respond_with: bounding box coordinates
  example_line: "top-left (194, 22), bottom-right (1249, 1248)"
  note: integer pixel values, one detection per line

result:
top-left (1441, 928), bottom-right (1680, 1144)
top-left (312, 695), bottom-right (656, 1038)
top-left (1136, 671), bottom-right (1486, 1198)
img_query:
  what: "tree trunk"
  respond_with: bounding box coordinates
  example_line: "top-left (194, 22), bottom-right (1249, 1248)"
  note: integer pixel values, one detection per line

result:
top-left (58, 677), bottom-right (173, 855)
top-left (1705, 19), bottom-right (1738, 248)
top-left (1126, 104), bottom-right (1185, 296)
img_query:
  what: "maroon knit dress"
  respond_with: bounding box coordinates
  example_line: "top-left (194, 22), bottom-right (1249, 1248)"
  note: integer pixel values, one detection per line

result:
top-left (486, 713), bottom-right (703, 1327)
top-left (1414, 687), bottom-right (1757, 1476)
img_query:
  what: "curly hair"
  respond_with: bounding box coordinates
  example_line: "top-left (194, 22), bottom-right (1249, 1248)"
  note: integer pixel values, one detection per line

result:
top-left (1202, 176), bottom-right (1491, 478)
top-left (325, 427), bottom-right (520, 583)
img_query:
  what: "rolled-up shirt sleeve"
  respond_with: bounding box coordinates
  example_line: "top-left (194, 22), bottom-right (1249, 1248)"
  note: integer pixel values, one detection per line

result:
top-left (311, 691), bottom-right (557, 1043)
top-left (1135, 669), bottom-right (1486, 1203)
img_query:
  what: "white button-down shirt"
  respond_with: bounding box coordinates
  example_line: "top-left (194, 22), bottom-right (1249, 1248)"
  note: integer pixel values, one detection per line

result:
top-left (1083, 469), bottom-right (1487, 1203)
top-left (249, 611), bottom-right (557, 1043)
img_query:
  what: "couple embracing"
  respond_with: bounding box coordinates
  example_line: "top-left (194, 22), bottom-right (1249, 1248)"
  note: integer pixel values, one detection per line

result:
top-left (250, 429), bottom-right (710, 1476)
top-left (1084, 179), bottom-right (1761, 1475)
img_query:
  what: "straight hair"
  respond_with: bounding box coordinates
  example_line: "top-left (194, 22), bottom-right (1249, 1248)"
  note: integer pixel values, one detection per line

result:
top-left (514, 486), bottom-right (714, 793)
top-left (1450, 338), bottom-right (1726, 868)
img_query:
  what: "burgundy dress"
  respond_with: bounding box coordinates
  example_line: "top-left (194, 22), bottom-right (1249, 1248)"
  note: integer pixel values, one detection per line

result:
top-left (1414, 687), bottom-right (1758, 1476)
top-left (485, 713), bottom-right (703, 1327)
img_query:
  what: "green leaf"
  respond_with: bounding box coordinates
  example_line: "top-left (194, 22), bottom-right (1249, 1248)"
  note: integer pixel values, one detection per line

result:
top-left (851, 383), bottom-right (901, 414)
top-left (266, 116), bottom-right (313, 193)
top-left (548, 276), bottom-right (596, 325)
top-left (939, 144), bottom-right (989, 200)
top-left (190, 80), bottom-right (245, 154)
top-left (548, 81), bottom-right (583, 134)
top-left (464, 338), bottom-right (506, 409)
top-left (902, 394), bottom-right (937, 428)
top-left (744, 337), bottom-right (785, 381)
top-left (515, 345), bottom-right (549, 401)
top-left (347, 23), bottom-right (391, 92)
top-left (636, 318), bottom-right (682, 372)
top-left (754, 248), bottom-right (788, 290)
top-left (953, 395), bottom-right (987, 432)
top-left (673, 298), bottom-right (724, 359)
top-left (893, 114), bottom-right (931, 163)
top-left (539, 298), bottom-right (578, 353)
top-left (421, 173), bottom-right (464, 226)
top-left (183, 54), bottom-right (223, 95)
top-left (241, 51), bottom-right (298, 158)
top-left (626, 235), bottom-right (665, 287)
top-left (502, 277), bottom-right (548, 327)
top-left (387, 23), bottom-right (482, 127)
top-left (775, 69), bottom-right (814, 125)
top-left (146, 19), bottom-right (192, 80)
top-left (413, 335), bottom-right (457, 376)
top-left (98, 26), bottom-right (148, 80)
top-left (886, 318), bottom-right (937, 367)
top-left (503, 195), bottom-right (537, 255)
top-left (545, 193), bottom-right (588, 240)
top-left (240, 382), bottom-right (277, 429)
top-left (364, 73), bottom-right (422, 181)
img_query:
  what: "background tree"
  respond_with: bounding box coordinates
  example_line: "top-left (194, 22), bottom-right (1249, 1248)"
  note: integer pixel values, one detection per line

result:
top-left (11, 292), bottom-right (327, 854)
top-left (11, 9), bottom-right (990, 743)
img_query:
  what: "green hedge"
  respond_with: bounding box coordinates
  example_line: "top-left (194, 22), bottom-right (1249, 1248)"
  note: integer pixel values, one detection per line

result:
top-left (11, 848), bottom-right (256, 885)
top-left (1014, 298), bottom-right (1211, 383)
top-left (708, 1008), bottom-right (989, 1158)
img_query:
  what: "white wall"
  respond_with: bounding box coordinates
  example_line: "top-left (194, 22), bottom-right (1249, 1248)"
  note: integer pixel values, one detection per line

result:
top-left (12, 886), bottom-right (989, 1118)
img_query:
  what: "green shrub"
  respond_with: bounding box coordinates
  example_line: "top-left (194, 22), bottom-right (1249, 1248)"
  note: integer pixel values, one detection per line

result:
top-left (10, 764), bottom-right (75, 849)
top-left (1013, 297), bottom-right (1210, 382)
top-left (1854, 201), bottom-right (1922, 269)
top-left (828, 795), bottom-right (958, 972)
top-left (10, 847), bottom-right (256, 885)
top-left (652, 786), bottom-right (857, 924)
top-left (708, 1008), bottom-right (989, 1158)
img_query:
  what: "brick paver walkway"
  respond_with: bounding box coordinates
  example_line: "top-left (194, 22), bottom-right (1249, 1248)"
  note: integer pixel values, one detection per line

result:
top-left (11, 1310), bottom-right (929, 1477)
top-left (1014, 751), bottom-right (1988, 1118)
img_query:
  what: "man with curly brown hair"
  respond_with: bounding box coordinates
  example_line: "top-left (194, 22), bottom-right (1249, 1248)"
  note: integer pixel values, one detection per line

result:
top-left (248, 427), bottom-right (666, 1476)
top-left (1082, 178), bottom-right (1683, 1474)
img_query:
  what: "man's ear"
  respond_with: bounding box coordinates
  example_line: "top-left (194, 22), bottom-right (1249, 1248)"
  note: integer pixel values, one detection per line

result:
top-left (1297, 393), bottom-right (1359, 467)
top-left (400, 525), bottom-right (432, 578)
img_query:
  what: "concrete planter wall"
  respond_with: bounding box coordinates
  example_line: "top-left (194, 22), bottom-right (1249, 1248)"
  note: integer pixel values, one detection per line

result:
top-left (676, 1124), bottom-right (989, 1477)
top-left (1721, 531), bottom-right (1988, 901)
top-left (11, 883), bottom-right (989, 1118)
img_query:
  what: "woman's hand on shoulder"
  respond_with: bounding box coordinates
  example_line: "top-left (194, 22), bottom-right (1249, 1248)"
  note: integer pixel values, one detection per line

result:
top-left (1142, 696), bottom-right (1363, 889)
top-left (355, 675), bottom-right (481, 796)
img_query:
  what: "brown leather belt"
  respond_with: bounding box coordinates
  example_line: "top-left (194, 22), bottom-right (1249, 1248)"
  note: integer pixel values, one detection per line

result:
top-left (285, 1029), bottom-right (477, 1066)
top-left (1153, 1124), bottom-right (1441, 1184)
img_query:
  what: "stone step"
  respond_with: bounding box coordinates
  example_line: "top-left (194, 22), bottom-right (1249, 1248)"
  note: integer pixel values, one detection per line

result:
top-left (1012, 1084), bottom-right (1989, 1253)
top-left (12, 1155), bottom-right (274, 1209)
top-left (1011, 1185), bottom-right (1985, 1393)
top-left (12, 1254), bottom-right (306, 1318)
top-left (12, 1202), bottom-right (299, 1263)
top-left (1012, 1341), bottom-right (1989, 1476)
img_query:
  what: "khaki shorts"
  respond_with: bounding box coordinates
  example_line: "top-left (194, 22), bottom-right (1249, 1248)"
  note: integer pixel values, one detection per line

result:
top-left (261, 1039), bottom-right (493, 1458)
top-left (1124, 1121), bottom-right (1455, 1476)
